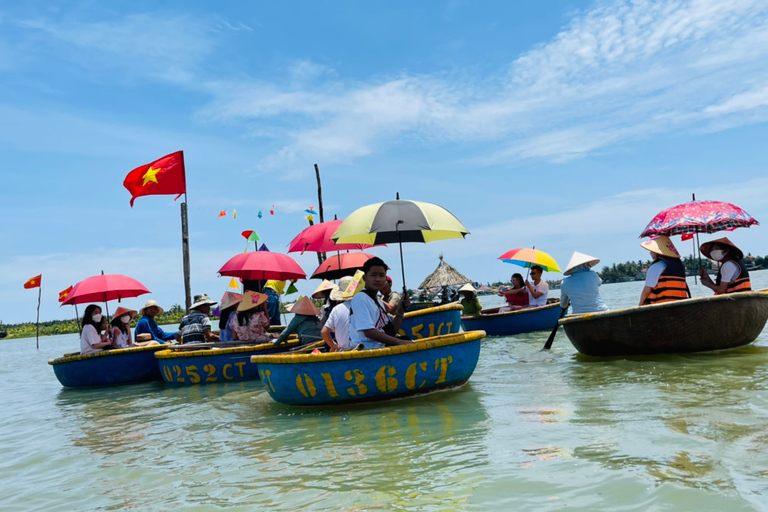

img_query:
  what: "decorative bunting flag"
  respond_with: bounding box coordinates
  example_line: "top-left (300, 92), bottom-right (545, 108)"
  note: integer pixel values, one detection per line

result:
top-left (24, 274), bottom-right (42, 289)
top-left (218, 210), bottom-right (226, 218)
top-left (247, 231), bottom-right (260, 242)
top-left (270, 205), bottom-right (275, 215)
top-left (58, 285), bottom-right (73, 303)
top-left (123, 151), bottom-right (186, 207)
top-left (233, 209), bottom-right (237, 219)
top-left (305, 207), bottom-right (317, 215)
top-left (286, 282), bottom-right (299, 295)
top-left (228, 278), bottom-right (239, 289)
top-left (305, 215), bottom-right (314, 222)
top-left (258, 211), bottom-right (263, 219)
top-left (259, 243), bottom-right (270, 252)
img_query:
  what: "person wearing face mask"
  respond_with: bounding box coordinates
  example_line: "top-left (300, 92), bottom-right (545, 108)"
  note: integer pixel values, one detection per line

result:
top-left (110, 307), bottom-right (137, 349)
top-left (639, 235), bottom-right (691, 306)
top-left (80, 304), bottom-right (114, 354)
top-left (698, 237), bottom-right (751, 294)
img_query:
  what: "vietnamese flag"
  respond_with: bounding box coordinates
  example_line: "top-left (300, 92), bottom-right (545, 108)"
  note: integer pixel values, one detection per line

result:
top-left (123, 151), bottom-right (186, 207)
top-left (24, 274), bottom-right (42, 289)
top-left (58, 285), bottom-right (74, 303)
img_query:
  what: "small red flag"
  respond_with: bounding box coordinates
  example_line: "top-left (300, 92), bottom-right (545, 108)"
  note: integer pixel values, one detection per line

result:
top-left (58, 285), bottom-right (74, 303)
top-left (218, 210), bottom-right (226, 218)
top-left (681, 233), bottom-right (694, 241)
top-left (24, 274), bottom-right (42, 289)
top-left (123, 151), bottom-right (186, 207)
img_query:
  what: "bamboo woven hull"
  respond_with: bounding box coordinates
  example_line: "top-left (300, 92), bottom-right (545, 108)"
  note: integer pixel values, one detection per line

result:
top-left (48, 345), bottom-right (167, 388)
top-left (461, 301), bottom-right (562, 336)
top-left (155, 340), bottom-right (302, 385)
top-left (399, 304), bottom-right (463, 339)
top-left (561, 290), bottom-right (768, 356)
top-left (250, 331), bottom-right (486, 406)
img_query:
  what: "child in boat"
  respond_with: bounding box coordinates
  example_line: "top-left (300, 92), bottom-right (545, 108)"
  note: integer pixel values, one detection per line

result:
top-left (230, 291), bottom-right (272, 342)
top-left (498, 273), bottom-right (528, 312)
top-left (348, 257), bottom-right (413, 349)
top-left (110, 307), bottom-right (137, 349)
top-left (459, 283), bottom-right (483, 316)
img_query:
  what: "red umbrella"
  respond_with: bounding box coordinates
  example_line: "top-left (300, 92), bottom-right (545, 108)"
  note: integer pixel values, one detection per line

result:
top-left (61, 274), bottom-right (150, 305)
top-left (311, 252), bottom-right (375, 280)
top-left (288, 219), bottom-right (379, 254)
top-left (640, 200), bottom-right (758, 238)
top-left (218, 252), bottom-right (306, 281)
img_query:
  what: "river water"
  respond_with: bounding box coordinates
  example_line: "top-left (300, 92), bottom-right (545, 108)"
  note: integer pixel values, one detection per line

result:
top-left (3, 271), bottom-right (768, 511)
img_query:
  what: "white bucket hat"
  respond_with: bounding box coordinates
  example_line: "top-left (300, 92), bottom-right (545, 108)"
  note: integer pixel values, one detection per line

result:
top-left (563, 252), bottom-right (601, 276)
top-left (190, 293), bottom-right (217, 310)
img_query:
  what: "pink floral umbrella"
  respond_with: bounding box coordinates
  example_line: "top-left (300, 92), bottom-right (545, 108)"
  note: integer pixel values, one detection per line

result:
top-left (640, 200), bottom-right (758, 238)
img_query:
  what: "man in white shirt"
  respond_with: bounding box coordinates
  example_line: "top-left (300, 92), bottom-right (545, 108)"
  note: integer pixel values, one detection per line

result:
top-left (525, 265), bottom-right (549, 308)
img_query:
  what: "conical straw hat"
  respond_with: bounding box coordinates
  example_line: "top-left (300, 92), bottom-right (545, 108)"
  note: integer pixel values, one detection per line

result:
top-left (237, 291), bottom-right (268, 312)
top-left (699, 237), bottom-right (744, 260)
top-left (289, 296), bottom-right (321, 316)
top-left (563, 252), bottom-right (600, 276)
top-left (311, 279), bottom-right (335, 299)
top-left (640, 235), bottom-right (680, 258)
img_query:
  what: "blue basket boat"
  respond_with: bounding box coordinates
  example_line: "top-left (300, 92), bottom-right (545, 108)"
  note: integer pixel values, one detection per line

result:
top-left (460, 301), bottom-right (562, 336)
top-left (250, 330), bottom-right (487, 406)
top-left (48, 345), bottom-right (168, 388)
top-left (399, 303), bottom-right (463, 339)
top-left (155, 339), bottom-right (302, 385)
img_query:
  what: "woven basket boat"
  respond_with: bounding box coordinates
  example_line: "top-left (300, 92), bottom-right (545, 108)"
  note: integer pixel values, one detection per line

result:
top-left (251, 330), bottom-right (487, 406)
top-left (49, 344), bottom-right (168, 388)
top-left (399, 303), bottom-right (463, 339)
top-left (461, 300), bottom-right (562, 336)
top-left (560, 289), bottom-right (768, 356)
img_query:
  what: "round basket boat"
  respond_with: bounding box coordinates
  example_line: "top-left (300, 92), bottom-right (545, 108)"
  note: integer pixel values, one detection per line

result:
top-left (48, 344), bottom-right (168, 388)
top-left (250, 330), bottom-right (487, 406)
top-left (461, 300), bottom-right (561, 336)
top-left (560, 289), bottom-right (768, 356)
top-left (155, 339), bottom-right (302, 385)
top-left (399, 303), bottom-right (463, 339)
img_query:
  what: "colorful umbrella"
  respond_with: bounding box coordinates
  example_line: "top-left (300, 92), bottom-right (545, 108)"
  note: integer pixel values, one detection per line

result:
top-left (311, 252), bottom-right (376, 280)
top-left (498, 248), bottom-right (561, 273)
top-left (288, 219), bottom-right (379, 254)
top-left (217, 251), bottom-right (306, 281)
top-left (333, 194), bottom-right (469, 289)
top-left (61, 274), bottom-right (151, 306)
top-left (640, 200), bottom-right (758, 238)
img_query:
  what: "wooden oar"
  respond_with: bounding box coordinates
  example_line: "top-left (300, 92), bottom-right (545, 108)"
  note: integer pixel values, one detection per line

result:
top-left (542, 307), bottom-right (568, 351)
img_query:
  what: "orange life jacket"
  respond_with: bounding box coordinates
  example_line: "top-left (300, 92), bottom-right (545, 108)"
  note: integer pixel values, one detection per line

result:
top-left (645, 258), bottom-right (691, 304)
top-left (715, 259), bottom-right (751, 294)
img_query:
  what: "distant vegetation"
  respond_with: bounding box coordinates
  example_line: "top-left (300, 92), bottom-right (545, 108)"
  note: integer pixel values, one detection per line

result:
top-left (599, 254), bottom-right (766, 284)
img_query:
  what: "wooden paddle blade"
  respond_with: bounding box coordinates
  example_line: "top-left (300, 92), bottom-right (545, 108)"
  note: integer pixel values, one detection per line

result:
top-left (542, 308), bottom-right (568, 351)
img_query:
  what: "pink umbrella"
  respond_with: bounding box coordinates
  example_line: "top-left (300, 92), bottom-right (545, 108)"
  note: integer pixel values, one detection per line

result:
top-left (288, 219), bottom-right (379, 254)
top-left (61, 274), bottom-right (150, 305)
top-left (218, 252), bottom-right (306, 281)
top-left (640, 200), bottom-right (758, 238)
top-left (311, 252), bottom-right (375, 280)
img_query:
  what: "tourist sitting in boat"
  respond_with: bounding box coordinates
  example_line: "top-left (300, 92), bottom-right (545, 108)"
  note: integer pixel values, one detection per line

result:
top-left (560, 252), bottom-right (609, 314)
top-left (381, 276), bottom-right (403, 313)
top-left (109, 306), bottom-right (137, 349)
top-left (639, 236), bottom-right (691, 306)
top-left (524, 266), bottom-right (549, 307)
top-left (80, 304), bottom-right (114, 355)
top-left (312, 280), bottom-right (335, 324)
top-left (179, 294), bottom-right (220, 344)
top-left (218, 292), bottom-right (242, 342)
top-left (459, 283), bottom-right (483, 316)
top-left (230, 291), bottom-right (272, 342)
top-left (698, 237), bottom-right (752, 295)
top-left (272, 296), bottom-right (324, 345)
top-left (134, 300), bottom-right (179, 344)
top-left (349, 257), bottom-right (413, 349)
top-left (498, 273), bottom-right (529, 312)
top-left (264, 279), bottom-right (296, 326)
top-left (321, 275), bottom-right (355, 351)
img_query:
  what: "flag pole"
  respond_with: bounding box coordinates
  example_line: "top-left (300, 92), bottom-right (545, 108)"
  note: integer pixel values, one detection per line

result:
top-left (35, 285), bottom-right (41, 350)
top-left (314, 163), bottom-right (326, 264)
top-left (181, 194), bottom-right (192, 311)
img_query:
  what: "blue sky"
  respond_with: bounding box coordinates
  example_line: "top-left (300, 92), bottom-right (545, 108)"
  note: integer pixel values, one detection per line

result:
top-left (3, 0), bottom-right (768, 323)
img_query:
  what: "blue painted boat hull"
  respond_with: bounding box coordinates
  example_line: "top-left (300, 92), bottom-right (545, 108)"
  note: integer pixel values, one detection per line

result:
top-left (399, 304), bottom-right (463, 339)
top-left (461, 301), bottom-right (562, 336)
top-left (155, 340), bottom-right (302, 385)
top-left (49, 345), bottom-right (167, 388)
top-left (251, 331), bottom-right (486, 406)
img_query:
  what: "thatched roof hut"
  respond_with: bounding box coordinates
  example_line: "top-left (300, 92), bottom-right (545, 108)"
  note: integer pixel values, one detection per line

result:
top-left (418, 255), bottom-right (472, 289)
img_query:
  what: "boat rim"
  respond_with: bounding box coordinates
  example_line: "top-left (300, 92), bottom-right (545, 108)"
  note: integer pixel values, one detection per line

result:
top-left (462, 300), bottom-right (561, 320)
top-left (403, 303), bottom-right (463, 319)
top-left (251, 330), bottom-right (487, 365)
top-left (155, 339), bottom-right (303, 359)
top-left (560, 288), bottom-right (768, 325)
top-left (48, 343), bottom-right (168, 365)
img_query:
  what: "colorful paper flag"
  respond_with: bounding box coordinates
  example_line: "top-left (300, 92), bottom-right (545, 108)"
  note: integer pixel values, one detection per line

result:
top-left (305, 215), bottom-right (314, 222)
top-left (233, 209), bottom-right (237, 219)
top-left (24, 274), bottom-right (42, 289)
top-left (258, 211), bottom-right (263, 219)
top-left (270, 205), bottom-right (275, 215)
top-left (218, 210), bottom-right (226, 218)
top-left (228, 278), bottom-right (239, 289)
top-left (58, 285), bottom-right (73, 303)
top-left (259, 243), bottom-right (270, 252)
top-left (286, 282), bottom-right (299, 295)
top-left (123, 151), bottom-right (186, 207)
top-left (305, 207), bottom-right (317, 215)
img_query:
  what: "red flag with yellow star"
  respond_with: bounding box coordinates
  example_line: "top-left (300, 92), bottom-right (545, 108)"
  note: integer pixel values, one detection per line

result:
top-left (58, 285), bottom-right (73, 303)
top-left (24, 274), bottom-right (42, 289)
top-left (123, 151), bottom-right (186, 207)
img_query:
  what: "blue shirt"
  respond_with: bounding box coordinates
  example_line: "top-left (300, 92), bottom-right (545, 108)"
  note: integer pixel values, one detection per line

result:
top-left (134, 316), bottom-right (177, 342)
top-left (560, 268), bottom-right (609, 315)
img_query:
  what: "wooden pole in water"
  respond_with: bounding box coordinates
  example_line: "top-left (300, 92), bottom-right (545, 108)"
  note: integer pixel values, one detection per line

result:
top-left (35, 285), bottom-right (41, 350)
top-left (181, 197), bottom-right (192, 311)
top-left (314, 163), bottom-right (326, 264)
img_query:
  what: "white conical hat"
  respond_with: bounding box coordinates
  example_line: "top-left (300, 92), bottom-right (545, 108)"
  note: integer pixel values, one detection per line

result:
top-left (458, 283), bottom-right (476, 293)
top-left (563, 252), bottom-right (600, 276)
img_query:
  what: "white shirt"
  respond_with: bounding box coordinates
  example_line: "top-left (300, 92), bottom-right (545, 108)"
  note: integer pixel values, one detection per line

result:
top-left (324, 302), bottom-right (352, 350)
top-left (719, 260), bottom-right (740, 283)
top-left (645, 260), bottom-right (666, 288)
top-left (80, 324), bottom-right (102, 355)
top-left (527, 280), bottom-right (549, 307)
top-left (349, 291), bottom-right (389, 349)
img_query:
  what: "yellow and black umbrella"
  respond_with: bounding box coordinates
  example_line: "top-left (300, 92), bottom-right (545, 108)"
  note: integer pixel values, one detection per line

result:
top-left (332, 193), bottom-right (469, 291)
